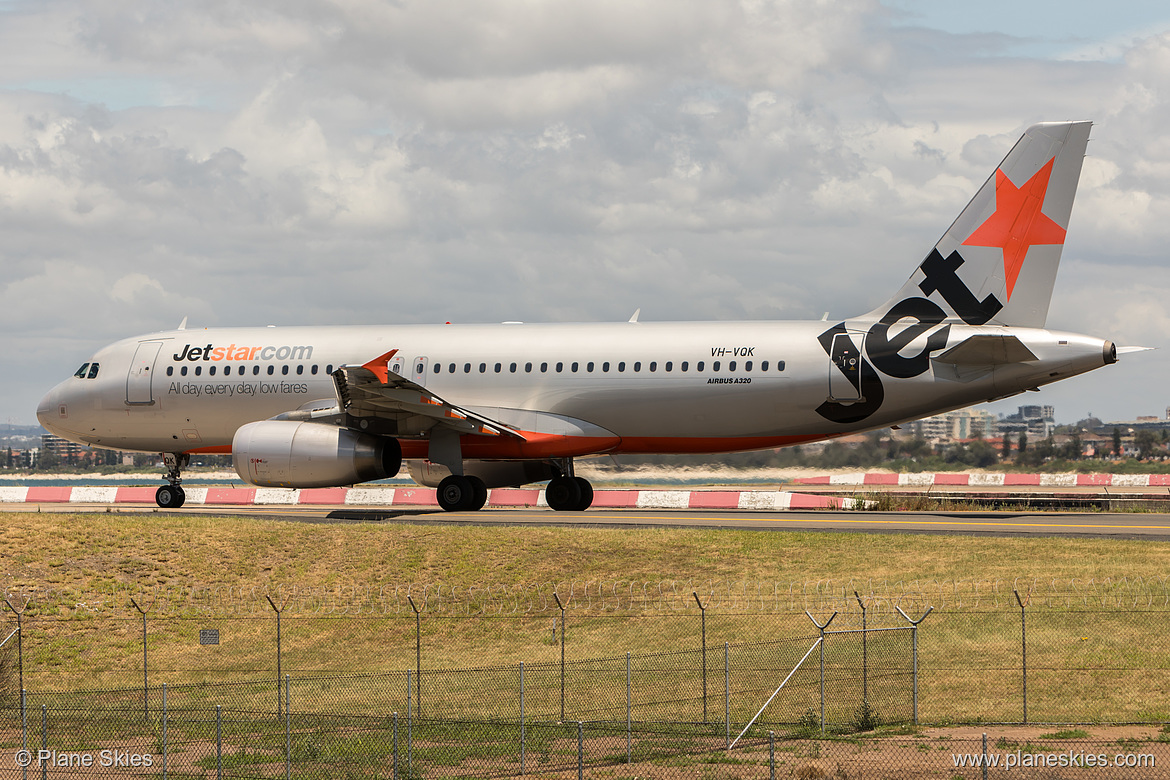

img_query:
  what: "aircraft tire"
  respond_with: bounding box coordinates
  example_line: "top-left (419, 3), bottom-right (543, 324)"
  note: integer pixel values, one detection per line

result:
top-left (156, 485), bottom-right (185, 508)
top-left (572, 477), bottom-right (593, 511)
top-left (468, 476), bottom-right (489, 511)
top-left (545, 475), bottom-right (582, 512)
top-left (437, 475), bottom-right (475, 512)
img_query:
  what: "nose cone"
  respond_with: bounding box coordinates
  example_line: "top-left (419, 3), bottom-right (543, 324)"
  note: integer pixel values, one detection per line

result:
top-left (37, 381), bottom-right (70, 439)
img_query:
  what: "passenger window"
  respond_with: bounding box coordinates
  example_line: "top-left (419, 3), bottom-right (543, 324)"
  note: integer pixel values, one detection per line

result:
top-left (602, 362), bottom-right (610, 372)
top-left (525, 362), bottom-right (533, 373)
top-left (311, 365), bottom-right (318, 375)
top-left (181, 366), bottom-right (188, 377)
top-left (556, 362), bottom-right (563, 372)
top-left (777, 360), bottom-right (786, 371)
top-left (449, 363), bottom-right (456, 373)
top-left (571, 362), bottom-right (579, 372)
top-left (166, 366), bottom-right (174, 377)
top-left (480, 363), bottom-right (487, 373)
top-left (326, 364), bottom-right (333, 374)
top-left (433, 363), bottom-right (440, 374)
top-left (494, 363), bottom-right (502, 373)
top-left (282, 365), bottom-right (289, 375)
top-left (729, 361), bottom-right (736, 371)
top-left (634, 362), bottom-right (641, 372)
top-left (713, 361), bottom-right (720, 371)
top-left (665, 361), bottom-right (672, 372)
top-left (464, 363), bottom-right (471, 373)
top-left (209, 366), bottom-right (217, 376)
top-left (618, 362), bottom-right (625, 372)
top-left (510, 362), bottom-right (517, 373)
top-left (697, 361), bottom-right (704, 371)
top-left (88, 363), bottom-right (100, 379)
top-left (761, 360), bottom-right (769, 371)
top-left (297, 365), bottom-right (305, 375)
top-left (74, 363), bottom-right (90, 379)
top-left (194, 366), bottom-right (202, 376)
top-left (540, 362), bottom-right (547, 373)
top-left (586, 361), bottom-right (594, 372)
top-left (267, 366), bottom-right (274, 375)
top-left (254, 366), bottom-right (261, 375)
top-left (682, 361), bottom-right (689, 372)
top-left (649, 361), bottom-right (657, 372)
top-left (745, 361), bottom-right (752, 371)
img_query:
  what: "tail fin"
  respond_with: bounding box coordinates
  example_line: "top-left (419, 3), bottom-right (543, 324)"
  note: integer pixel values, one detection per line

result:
top-left (867, 121), bottom-right (1091, 328)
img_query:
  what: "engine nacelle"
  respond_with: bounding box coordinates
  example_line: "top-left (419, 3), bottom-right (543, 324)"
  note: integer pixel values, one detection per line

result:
top-left (233, 420), bottom-right (401, 488)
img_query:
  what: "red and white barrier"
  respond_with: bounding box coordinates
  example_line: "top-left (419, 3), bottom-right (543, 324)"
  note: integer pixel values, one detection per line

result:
top-left (0, 486), bottom-right (851, 510)
top-left (793, 473), bottom-right (1170, 487)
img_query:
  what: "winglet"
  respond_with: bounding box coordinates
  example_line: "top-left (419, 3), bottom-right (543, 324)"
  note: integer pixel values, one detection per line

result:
top-left (362, 349), bottom-right (399, 384)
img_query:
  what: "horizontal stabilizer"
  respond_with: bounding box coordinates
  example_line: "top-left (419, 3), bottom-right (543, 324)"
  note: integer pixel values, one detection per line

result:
top-left (933, 335), bottom-right (1038, 366)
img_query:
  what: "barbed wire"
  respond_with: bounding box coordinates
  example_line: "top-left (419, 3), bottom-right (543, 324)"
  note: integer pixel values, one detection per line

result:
top-left (6, 576), bottom-right (1170, 619)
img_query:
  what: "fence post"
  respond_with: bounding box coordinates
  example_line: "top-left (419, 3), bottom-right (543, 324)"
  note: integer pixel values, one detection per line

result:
top-left (408, 595), bottom-right (421, 717)
top-left (693, 592), bottom-right (708, 723)
top-left (520, 662), bottom-right (525, 775)
top-left (130, 596), bottom-right (152, 720)
top-left (162, 683), bottom-right (168, 780)
top-left (40, 704), bottom-right (46, 780)
top-left (216, 705), bottom-right (222, 780)
top-left (982, 732), bottom-right (988, 780)
top-left (284, 674), bottom-right (291, 780)
top-left (1014, 590), bottom-right (1029, 724)
top-left (554, 592), bottom-right (566, 722)
top-left (854, 591), bottom-right (868, 703)
top-left (626, 651), bottom-right (631, 763)
top-left (895, 606), bottom-right (933, 726)
top-left (265, 594), bottom-right (286, 718)
top-left (805, 611), bottom-right (838, 733)
top-left (392, 712), bottom-right (398, 780)
top-left (577, 721), bottom-right (583, 780)
top-left (724, 642), bottom-right (730, 749)
top-left (20, 689), bottom-right (27, 780)
top-left (769, 730), bottom-right (775, 780)
top-left (407, 670), bottom-right (413, 775)
top-left (3, 594), bottom-right (28, 698)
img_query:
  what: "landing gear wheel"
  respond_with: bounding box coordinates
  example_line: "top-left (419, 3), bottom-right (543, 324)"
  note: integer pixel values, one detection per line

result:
top-left (467, 476), bottom-right (489, 511)
top-left (437, 475), bottom-right (475, 512)
top-left (155, 485), bottom-right (185, 508)
top-left (546, 475), bottom-right (582, 512)
top-left (572, 477), bottom-right (594, 511)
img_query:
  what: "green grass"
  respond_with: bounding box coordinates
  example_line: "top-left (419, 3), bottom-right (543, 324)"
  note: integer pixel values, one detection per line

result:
top-left (4, 512), bottom-right (1170, 726)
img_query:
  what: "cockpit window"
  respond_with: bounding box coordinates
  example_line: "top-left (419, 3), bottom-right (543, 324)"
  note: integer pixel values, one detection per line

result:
top-left (74, 363), bottom-right (90, 379)
top-left (87, 363), bottom-right (100, 379)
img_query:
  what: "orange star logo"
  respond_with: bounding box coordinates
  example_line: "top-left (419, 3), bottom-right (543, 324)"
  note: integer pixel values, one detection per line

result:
top-left (962, 158), bottom-right (1065, 301)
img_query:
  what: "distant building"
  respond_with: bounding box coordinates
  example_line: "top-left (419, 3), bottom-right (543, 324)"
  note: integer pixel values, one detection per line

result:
top-left (41, 433), bottom-right (90, 459)
top-left (903, 407), bottom-right (998, 442)
top-left (998, 405), bottom-right (1055, 440)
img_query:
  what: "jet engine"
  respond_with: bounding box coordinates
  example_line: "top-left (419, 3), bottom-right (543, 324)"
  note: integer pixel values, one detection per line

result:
top-left (232, 420), bottom-right (401, 488)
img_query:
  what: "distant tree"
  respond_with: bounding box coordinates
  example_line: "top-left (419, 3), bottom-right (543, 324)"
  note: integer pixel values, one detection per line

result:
top-left (1000, 433), bottom-right (1012, 460)
top-left (1017, 430), bottom-right (1028, 457)
top-left (1113, 427), bottom-right (1122, 457)
top-left (1061, 434), bottom-right (1083, 461)
top-left (1135, 430), bottom-right (1160, 460)
top-left (3, 447), bottom-right (11, 469)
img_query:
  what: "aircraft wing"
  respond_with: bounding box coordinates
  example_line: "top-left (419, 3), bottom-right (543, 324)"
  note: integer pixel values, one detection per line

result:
top-left (332, 349), bottom-right (523, 440)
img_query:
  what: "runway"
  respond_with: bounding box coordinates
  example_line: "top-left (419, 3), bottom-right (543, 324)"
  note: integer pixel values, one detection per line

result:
top-left (6, 503), bottom-right (1170, 539)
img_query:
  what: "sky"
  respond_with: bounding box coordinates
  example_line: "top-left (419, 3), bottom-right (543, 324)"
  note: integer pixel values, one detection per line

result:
top-left (2, 0), bottom-right (1169, 428)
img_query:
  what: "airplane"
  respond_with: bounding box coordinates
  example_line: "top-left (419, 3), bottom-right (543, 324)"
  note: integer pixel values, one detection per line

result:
top-left (37, 120), bottom-right (1136, 511)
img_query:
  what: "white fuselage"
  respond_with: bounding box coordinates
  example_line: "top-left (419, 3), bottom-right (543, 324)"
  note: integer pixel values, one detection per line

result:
top-left (37, 319), bottom-right (1113, 458)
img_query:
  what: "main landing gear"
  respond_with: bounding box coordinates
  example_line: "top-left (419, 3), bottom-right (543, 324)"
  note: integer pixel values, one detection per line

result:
top-left (433, 461), bottom-right (594, 512)
top-left (155, 453), bottom-right (189, 508)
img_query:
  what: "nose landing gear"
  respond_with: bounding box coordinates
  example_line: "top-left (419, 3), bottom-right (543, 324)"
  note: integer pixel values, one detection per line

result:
top-left (155, 453), bottom-right (189, 508)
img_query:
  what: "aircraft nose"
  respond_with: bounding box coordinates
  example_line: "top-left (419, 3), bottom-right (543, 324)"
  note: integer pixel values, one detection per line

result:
top-left (37, 382), bottom-right (69, 437)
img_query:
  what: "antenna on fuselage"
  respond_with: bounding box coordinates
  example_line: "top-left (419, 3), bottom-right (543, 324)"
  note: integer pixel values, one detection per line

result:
top-left (628, 308), bottom-right (641, 323)
top-left (176, 316), bottom-right (188, 330)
